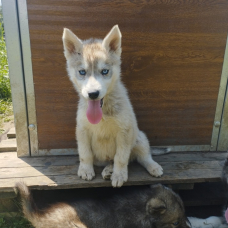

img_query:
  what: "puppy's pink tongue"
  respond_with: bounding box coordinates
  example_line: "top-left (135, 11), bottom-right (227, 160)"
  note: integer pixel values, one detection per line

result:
top-left (86, 100), bottom-right (102, 124)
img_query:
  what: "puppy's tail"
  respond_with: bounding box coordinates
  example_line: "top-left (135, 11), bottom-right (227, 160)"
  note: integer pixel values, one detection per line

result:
top-left (15, 182), bottom-right (86, 228)
top-left (151, 147), bottom-right (171, 156)
top-left (15, 182), bottom-right (38, 222)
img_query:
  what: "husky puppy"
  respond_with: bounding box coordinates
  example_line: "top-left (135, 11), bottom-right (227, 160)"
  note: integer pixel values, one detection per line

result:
top-left (16, 182), bottom-right (190, 228)
top-left (62, 25), bottom-right (167, 187)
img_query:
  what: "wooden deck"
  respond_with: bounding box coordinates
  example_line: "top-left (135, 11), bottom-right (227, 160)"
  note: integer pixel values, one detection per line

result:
top-left (0, 151), bottom-right (227, 193)
top-left (0, 128), bottom-right (17, 152)
top-left (0, 139), bottom-right (17, 152)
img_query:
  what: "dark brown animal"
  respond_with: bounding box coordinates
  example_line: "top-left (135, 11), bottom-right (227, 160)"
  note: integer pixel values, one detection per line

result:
top-left (16, 182), bottom-right (189, 228)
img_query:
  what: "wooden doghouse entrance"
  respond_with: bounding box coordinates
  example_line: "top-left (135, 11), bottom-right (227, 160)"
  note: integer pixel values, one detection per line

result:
top-left (1, 0), bottom-right (228, 193)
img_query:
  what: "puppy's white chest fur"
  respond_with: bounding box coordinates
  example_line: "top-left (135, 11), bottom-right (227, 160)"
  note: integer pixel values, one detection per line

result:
top-left (88, 117), bottom-right (119, 163)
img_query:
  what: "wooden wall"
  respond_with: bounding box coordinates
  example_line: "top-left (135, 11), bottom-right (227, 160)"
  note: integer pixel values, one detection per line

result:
top-left (27, 0), bottom-right (228, 149)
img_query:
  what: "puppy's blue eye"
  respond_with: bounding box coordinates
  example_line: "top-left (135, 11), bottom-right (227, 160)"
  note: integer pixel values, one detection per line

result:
top-left (79, 70), bottom-right (86, 76)
top-left (173, 221), bottom-right (179, 226)
top-left (101, 69), bottom-right (109, 75)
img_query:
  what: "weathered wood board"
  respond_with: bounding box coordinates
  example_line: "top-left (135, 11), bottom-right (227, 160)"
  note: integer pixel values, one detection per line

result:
top-left (7, 128), bottom-right (16, 139)
top-left (26, 0), bottom-right (228, 150)
top-left (0, 152), bottom-right (226, 192)
top-left (0, 139), bottom-right (17, 152)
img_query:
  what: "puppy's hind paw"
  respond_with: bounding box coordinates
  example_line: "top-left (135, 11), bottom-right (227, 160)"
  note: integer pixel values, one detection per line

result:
top-left (147, 161), bottom-right (163, 177)
top-left (78, 163), bottom-right (95, 181)
top-left (102, 164), bottom-right (113, 180)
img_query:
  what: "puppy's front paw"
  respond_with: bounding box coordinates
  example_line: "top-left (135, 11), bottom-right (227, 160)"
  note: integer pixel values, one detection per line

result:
top-left (147, 161), bottom-right (163, 177)
top-left (111, 168), bottom-right (128, 187)
top-left (78, 163), bottom-right (95, 181)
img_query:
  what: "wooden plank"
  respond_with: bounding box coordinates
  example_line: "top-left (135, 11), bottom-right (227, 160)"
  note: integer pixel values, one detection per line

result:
top-left (218, 62), bottom-right (228, 150)
top-left (0, 152), bottom-right (227, 167)
top-left (0, 139), bottom-right (17, 152)
top-left (26, 0), bottom-right (228, 149)
top-left (167, 183), bottom-right (194, 190)
top-left (0, 169), bottom-right (222, 193)
top-left (0, 199), bottom-right (18, 213)
top-left (7, 128), bottom-right (16, 139)
top-left (0, 160), bottom-right (224, 179)
top-left (0, 192), bottom-right (16, 199)
top-left (0, 152), bottom-right (224, 192)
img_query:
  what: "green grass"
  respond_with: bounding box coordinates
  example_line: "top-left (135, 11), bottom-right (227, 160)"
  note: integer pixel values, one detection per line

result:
top-left (0, 99), bottom-right (13, 125)
top-left (0, 198), bottom-right (34, 228)
top-left (0, 24), bottom-right (11, 100)
top-left (0, 216), bottom-right (33, 228)
top-left (0, 11), bottom-right (13, 130)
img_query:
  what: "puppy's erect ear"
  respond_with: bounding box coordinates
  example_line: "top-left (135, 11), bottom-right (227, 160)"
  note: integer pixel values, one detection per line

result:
top-left (102, 25), bottom-right (122, 55)
top-left (146, 198), bottom-right (167, 216)
top-left (62, 28), bottom-right (83, 58)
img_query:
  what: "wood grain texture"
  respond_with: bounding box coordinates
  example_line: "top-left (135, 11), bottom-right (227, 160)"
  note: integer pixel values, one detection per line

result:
top-left (0, 152), bottom-right (226, 192)
top-left (26, 0), bottom-right (228, 149)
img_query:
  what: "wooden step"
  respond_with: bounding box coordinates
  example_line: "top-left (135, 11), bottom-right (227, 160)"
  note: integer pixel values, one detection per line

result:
top-left (7, 128), bottom-right (16, 139)
top-left (0, 151), bottom-right (226, 193)
top-left (0, 139), bottom-right (17, 152)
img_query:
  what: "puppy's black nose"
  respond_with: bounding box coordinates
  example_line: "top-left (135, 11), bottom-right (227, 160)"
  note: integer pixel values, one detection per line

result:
top-left (88, 91), bottom-right (99, 100)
